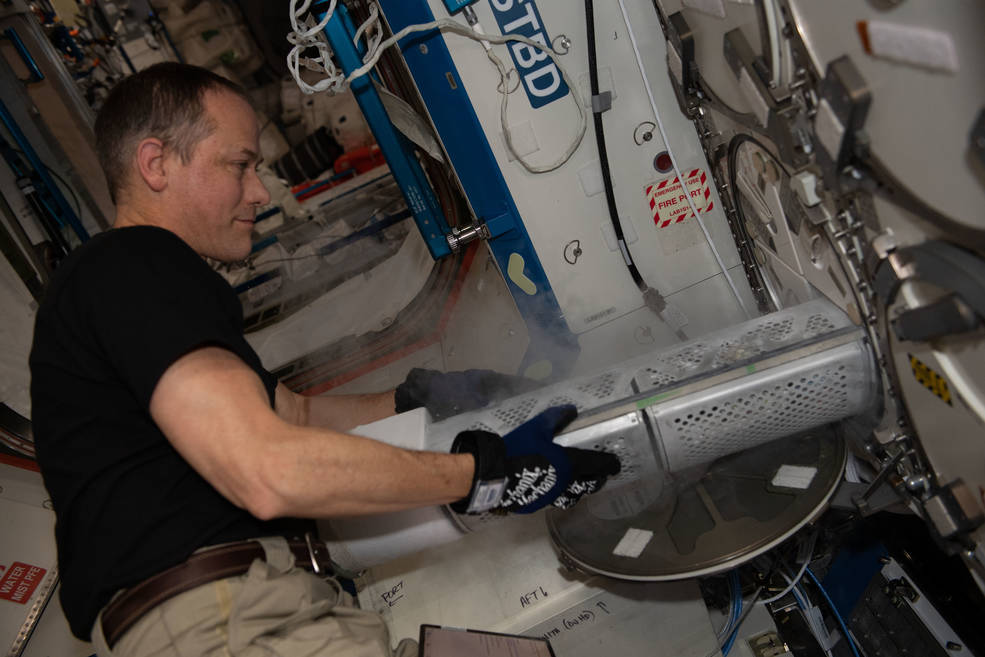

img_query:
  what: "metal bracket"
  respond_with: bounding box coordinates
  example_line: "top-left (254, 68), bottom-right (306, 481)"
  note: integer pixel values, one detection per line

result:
top-left (318, 4), bottom-right (451, 259)
top-left (893, 294), bottom-right (982, 342)
top-left (724, 28), bottom-right (776, 128)
top-left (666, 12), bottom-right (698, 102)
top-left (723, 29), bottom-right (805, 168)
top-left (831, 480), bottom-right (901, 516)
top-left (591, 91), bottom-right (612, 114)
top-left (849, 446), bottom-right (907, 515)
top-left (814, 56), bottom-right (871, 188)
top-left (923, 480), bottom-right (985, 540)
top-left (446, 221), bottom-right (490, 252)
top-left (873, 241), bottom-right (985, 341)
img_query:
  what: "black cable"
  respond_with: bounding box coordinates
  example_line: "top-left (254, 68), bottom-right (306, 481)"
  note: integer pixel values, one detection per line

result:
top-left (584, 0), bottom-right (645, 291)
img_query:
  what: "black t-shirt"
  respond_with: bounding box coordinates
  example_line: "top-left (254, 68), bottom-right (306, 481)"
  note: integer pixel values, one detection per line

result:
top-left (29, 226), bottom-right (308, 640)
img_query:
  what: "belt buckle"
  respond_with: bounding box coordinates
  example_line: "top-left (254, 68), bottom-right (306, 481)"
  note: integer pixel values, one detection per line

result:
top-left (304, 532), bottom-right (332, 575)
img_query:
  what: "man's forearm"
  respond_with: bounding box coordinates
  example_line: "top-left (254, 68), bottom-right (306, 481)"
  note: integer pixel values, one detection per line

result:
top-left (300, 390), bottom-right (397, 432)
top-left (155, 351), bottom-right (466, 520)
top-left (251, 423), bottom-right (475, 518)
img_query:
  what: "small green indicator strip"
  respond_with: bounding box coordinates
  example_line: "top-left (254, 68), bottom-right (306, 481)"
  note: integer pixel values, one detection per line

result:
top-left (636, 389), bottom-right (681, 409)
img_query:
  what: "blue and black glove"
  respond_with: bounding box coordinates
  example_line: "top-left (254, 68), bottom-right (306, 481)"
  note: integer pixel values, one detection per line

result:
top-left (449, 405), bottom-right (621, 514)
top-left (394, 368), bottom-right (541, 420)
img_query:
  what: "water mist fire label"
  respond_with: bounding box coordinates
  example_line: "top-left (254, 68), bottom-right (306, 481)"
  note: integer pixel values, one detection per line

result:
top-left (0, 562), bottom-right (46, 604)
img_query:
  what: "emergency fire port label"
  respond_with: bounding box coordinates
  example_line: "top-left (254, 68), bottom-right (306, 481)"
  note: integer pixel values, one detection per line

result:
top-left (646, 169), bottom-right (714, 228)
top-left (0, 562), bottom-right (46, 604)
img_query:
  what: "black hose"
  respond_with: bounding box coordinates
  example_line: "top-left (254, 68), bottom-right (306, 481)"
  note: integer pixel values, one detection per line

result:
top-left (584, 0), bottom-right (645, 291)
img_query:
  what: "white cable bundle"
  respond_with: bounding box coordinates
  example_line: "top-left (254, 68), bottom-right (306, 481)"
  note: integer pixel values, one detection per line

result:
top-left (284, 2), bottom-right (586, 173)
top-left (286, 0), bottom-right (346, 94)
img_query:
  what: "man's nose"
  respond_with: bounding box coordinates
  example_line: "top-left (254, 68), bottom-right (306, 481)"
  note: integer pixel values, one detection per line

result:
top-left (249, 169), bottom-right (272, 206)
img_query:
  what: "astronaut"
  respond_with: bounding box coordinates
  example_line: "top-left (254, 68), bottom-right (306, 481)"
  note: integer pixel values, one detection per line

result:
top-left (29, 62), bottom-right (619, 657)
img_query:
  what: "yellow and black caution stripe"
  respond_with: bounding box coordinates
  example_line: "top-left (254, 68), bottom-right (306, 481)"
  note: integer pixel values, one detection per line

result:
top-left (909, 354), bottom-right (952, 406)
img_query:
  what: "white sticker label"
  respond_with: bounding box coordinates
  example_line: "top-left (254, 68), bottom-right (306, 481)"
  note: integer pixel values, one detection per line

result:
top-left (468, 479), bottom-right (506, 513)
top-left (771, 465), bottom-right (817, 490)
top-left (612, 528), bottom-right (654, 558)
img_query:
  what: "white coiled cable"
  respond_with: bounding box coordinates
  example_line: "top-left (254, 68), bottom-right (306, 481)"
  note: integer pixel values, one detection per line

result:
top-left (285, 2), bottom-right (586, 173)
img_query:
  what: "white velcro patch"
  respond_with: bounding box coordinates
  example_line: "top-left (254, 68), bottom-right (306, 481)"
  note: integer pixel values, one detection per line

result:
top-left (771, 465), bottom-right (817, 490)
top-left (612, 528), bottom-right (654, 558)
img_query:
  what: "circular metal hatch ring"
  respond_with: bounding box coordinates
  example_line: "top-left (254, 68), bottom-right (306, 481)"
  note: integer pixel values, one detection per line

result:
top-left (546, 429), bottom-right (846, 581)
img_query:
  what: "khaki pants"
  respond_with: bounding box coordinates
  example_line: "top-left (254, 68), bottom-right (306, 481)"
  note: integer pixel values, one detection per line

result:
top-left (91, 537), bottom-right (417, 657)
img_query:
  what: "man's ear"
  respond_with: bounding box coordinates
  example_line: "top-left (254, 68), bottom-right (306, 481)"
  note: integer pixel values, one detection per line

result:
top-left (135, 138), bottom-right (168, 193)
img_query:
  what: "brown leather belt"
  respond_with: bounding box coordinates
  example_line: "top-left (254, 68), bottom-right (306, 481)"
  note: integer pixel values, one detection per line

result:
top-left (100, 536), bottom-right (334, 648)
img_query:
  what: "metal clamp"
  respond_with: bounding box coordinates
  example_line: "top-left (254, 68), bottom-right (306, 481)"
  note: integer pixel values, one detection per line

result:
top-left (923, 480), bottom-right (985, 540)
top-left (852, 445), bottom-right (907, 515)
top-left (874, 241), bottom-right (985, 341)
top-left (446, 221), bottom-right (490, 252)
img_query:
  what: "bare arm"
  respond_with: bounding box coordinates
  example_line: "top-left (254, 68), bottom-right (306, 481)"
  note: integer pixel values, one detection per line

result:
top-left (150, 347), bottom-right (473, 519)
top-left (274, 383), bottom-right (396, 432)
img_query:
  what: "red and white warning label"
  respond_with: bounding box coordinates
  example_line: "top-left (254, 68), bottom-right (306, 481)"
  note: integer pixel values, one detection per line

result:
top-left (645, 168), bottom-right (714, 228)
top-left (0, 562), bottom-right (46, 604)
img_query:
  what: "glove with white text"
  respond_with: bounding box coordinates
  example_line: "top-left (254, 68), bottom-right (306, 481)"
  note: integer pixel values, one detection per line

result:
top-left (449, 405), bottom-right (621, 514)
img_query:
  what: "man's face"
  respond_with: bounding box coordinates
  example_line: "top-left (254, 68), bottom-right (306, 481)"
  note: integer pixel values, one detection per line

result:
top-left (164, 90), bottom-right (271, 262)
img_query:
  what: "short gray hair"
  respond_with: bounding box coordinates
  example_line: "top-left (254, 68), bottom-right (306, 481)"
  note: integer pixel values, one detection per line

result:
top-left (95, 62), bottom-right (250, 203)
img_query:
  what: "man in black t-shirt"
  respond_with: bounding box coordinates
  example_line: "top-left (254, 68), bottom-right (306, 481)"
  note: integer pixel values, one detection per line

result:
top-left (29, 63), bottom-right (619, 656)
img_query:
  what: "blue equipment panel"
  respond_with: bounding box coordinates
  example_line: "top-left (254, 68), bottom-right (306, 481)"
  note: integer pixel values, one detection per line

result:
top-left (320, 0), bottom-right (577, 377)
top-left (485, 0), bottom-right (570, 109)
top-left (0, 97), bottom-right (89, 243)
top-left (319, 4), bottom-right (452, 260)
